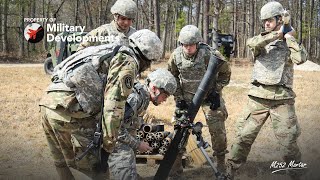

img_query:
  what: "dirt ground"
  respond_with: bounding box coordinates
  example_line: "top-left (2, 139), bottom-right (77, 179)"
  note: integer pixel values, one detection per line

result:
top-left (0, 62), bottom-right (320, 180)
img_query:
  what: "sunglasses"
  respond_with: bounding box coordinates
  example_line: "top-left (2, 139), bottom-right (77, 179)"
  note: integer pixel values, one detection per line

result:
top-left (117, 15), bottom-right (134, 21)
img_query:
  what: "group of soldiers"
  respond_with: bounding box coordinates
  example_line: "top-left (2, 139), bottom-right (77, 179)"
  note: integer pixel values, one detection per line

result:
top-left (39, 0), bottom-right (308, 180)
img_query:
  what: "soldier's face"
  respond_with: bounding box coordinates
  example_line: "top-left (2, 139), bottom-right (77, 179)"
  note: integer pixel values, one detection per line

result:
top-left (182, 44), bottom-right (197, 56)
top-left (116, 15), bottom-right (133, 31)
top-left (263, 17), bottom-right (277, 32)
top-left (150, 86), bottom-right (169, 106)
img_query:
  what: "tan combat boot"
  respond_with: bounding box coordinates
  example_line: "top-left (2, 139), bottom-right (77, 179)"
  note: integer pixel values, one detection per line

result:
top-left (225, 161), bottom-right (239, 180)
top-left (216, 155), bottom-right (226, 173)
top-left (56, 166), bottom-right (75, 180)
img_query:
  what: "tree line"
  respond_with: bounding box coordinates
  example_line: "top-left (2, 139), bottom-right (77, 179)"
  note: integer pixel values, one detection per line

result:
top-left (0, 0), bottom-right (319, 63)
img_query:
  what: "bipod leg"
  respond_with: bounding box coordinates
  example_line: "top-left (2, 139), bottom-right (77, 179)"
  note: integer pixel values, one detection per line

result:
top-left (197, 141), bottom-right (226, 180)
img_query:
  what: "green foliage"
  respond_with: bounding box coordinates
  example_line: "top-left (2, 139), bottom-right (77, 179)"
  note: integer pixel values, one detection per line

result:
top-left (175, 11), bottom-right (187, 34)
top-left (218, 10), bottom-right (232, 34)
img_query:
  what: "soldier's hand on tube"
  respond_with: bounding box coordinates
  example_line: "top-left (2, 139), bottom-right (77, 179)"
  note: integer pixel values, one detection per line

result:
top-left (279, 25), bottom-right (296, 38)
top-left (138, 141), bottom-right (153, 152)
top-left (175, 100), bottom-right (188, 118)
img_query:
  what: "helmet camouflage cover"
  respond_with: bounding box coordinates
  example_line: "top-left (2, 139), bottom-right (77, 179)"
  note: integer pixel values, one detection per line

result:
top-left (110, 0), bottom-right (138, 18)
top-left (260, 1), bottom-right (284, 20)
top-left (147, 69), bottom-right (177, 95)
top-left (129, 29), bottom-right (163, 61)
top-left (178, 25), bottom-right (202, 44)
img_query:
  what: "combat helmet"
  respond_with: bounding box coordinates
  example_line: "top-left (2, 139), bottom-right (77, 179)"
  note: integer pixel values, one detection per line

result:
top-left (147, 69), bottom-right (177, 95)
top-left (260, 1), bottom-right (284, 20)
top-left (178, 25), bottom-right (202, 44)
top-left (111, 0), bottom-right (138, 18)
top-left (129, 29), bottom-right (163, 61)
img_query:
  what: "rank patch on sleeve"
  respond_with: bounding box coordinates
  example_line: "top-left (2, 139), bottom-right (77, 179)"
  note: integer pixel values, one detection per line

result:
top-left (124, 75), bottom-right (133, 89)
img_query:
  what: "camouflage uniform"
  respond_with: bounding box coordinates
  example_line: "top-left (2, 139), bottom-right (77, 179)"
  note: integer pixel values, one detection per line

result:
top-left (226, 2), bottom-right (308, 179)
top-left (77, 21), bottom-right (136, 51)
top-left (77, 0), bottom-right (137, 51)
top-left (168, 42), bottom-right (231, 173)
top-left (108, 82), bottom-right (149, 180)
top-left (108, 69), bottom-right (177, 180)
top-left (40, 29), bottom-right (163, 180)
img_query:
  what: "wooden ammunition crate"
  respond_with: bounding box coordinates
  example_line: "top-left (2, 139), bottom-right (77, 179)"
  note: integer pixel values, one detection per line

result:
top-left (136, 154), bottom-right (164, 165)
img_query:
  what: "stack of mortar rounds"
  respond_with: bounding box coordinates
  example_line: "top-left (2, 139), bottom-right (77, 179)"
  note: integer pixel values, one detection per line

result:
top-left (136, 124), bottom-right (173, 155)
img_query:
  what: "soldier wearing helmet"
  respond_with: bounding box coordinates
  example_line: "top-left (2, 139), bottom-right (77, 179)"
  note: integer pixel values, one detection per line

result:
top-left (77, 0), bottom-right (138, 51)
top-left (168, 25), bottom-right (231, 177)
top-left (108, 68), bottom-right (177, 179)
top-left (226, 1), bottom-right (308, 180)
top-left (40, 29), bottom-right (162, 180)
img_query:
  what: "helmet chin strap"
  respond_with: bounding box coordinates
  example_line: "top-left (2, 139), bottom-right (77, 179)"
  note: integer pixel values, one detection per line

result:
top-left (147, 84), bottom-right (161, 106)
top-left (152, 90), bottom-right (161, 106)
top-left (272, 16), bottom-right (282, 31)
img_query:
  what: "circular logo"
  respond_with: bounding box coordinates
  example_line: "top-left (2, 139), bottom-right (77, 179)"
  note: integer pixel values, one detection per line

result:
top-left (124, 75), bottom-right (133, 89)
top-left (24, 23), bottom-right (44, 43)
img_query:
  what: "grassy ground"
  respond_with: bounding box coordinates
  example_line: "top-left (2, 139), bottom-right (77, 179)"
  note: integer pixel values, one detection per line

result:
top-left (0, 63), bottom-right (319, 179)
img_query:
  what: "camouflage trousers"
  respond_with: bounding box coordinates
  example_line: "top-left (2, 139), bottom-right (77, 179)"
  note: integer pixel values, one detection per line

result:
top-left (108, 142), bottom-right (137, 180)
top-left (41, 106), bottom-right (106, 179)
top-left (228, 96), bottom-right (301, 167)
top-left (201, 99), bottom-right (228, 155)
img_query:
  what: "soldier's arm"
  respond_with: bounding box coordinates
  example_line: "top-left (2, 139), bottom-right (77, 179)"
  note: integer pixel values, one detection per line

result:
top-left (208, 50), bottom-right (231, 92)
top-left (77, 26), bottom-right (106, 51)
top-left (102, 53), bottom-right (137, 151)
top-left (285, 34), bottom-right (308, 65)
top-left (167, 53), bottom-right (184, 102)
top-left (247, 31), bottom-right (279, 57)
top-left (117, 92), bottom-right (141, 150)
top-left (216, 61), bottom-right (231, 92)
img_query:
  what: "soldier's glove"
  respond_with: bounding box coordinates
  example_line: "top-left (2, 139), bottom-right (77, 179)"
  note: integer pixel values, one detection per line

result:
top-left (281, 10), bottom-right (292, 35)
top-left (175, 100), bottom-right (188, 119)
top-left (206, 91), bottom-right (221, 111)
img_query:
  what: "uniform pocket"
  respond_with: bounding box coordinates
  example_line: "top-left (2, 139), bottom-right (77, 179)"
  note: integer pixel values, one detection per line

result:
top-left (71, 134), bottom-right (98, 170)
top-left (46, 108), bottom-right (72, 122)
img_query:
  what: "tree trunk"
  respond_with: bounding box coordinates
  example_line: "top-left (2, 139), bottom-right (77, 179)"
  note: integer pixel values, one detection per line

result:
top-left (19, 0), bottom-right (25, 57)
top-left (134, 0), bottom-right (140, 29)
top-left (249, 0), bottom-right (255, 37)
top-left (203, 0), bottom-right (209, 44)
top-left (2, 0), bottom-right (8, 53)
top-left (174, 2), bottom-right (179, 49)
top-left (187, 0), bottom-right (192, 25)
top-left (42, 0), bottom-right (47, 50)
top-left (0, 0), bottom-right (3, 51)
top-left (27, 1), bottom-right (31, 57)
top-left (75, 0), bottom-right (79, 26)
top-left (104, 0), bottom-right (111, 24)
top-left (233, 0), bottom-right (238, 58)
top-left (299, 0), bottom-right (302, 43)
top-left (148, 0), bottom-right (153, 30)
top-left (242, 0), bottom-right (247, 58)
top-left (99, 0), bottom-right (103, 25)
top-left (83, 0), bottom-right (94, 29)
top-left (308, 0), bottom-right (314, 55)
top-left (162, 2), bottom-right (170, 58)
top-left (32, 0), bottom-right (36, 51)
top-left (195, 0), bottom-right (201, 27)
top-left (169, 1), bottom-right (177, 52)
top-left (153, 0), bottom-right (160, 38)
top-left (315, 1), bottom-right (320, 60)
top-left (212, 0), bottom-right (223, 49)
top-left (199, 0), bottom-right (204, 38)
